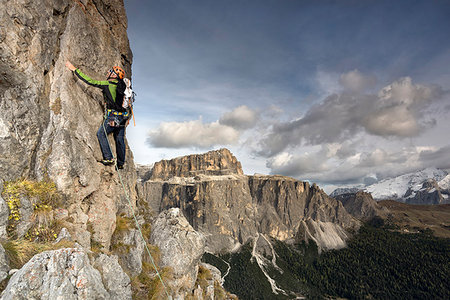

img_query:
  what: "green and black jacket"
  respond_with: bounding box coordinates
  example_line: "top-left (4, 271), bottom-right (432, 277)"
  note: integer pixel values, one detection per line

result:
top-left (74, 68), bottom-right (125, 112)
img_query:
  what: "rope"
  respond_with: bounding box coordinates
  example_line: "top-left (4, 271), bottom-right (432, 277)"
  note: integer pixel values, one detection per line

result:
top-left (102, 119), bottom-right (171, 299)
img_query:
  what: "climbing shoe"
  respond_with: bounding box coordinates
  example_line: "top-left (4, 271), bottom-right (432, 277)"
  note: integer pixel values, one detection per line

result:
top-left (101, 159), bottom-right (115, 166)
top-left (117, 165), bottom-right (124, 170)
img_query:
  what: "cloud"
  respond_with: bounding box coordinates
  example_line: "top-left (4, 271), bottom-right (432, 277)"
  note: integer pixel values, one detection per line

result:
top-left (219, 105), bottom-right (259, 129)
top-left (363, 77), bottom-right (442, 137)
top-left (339, 69), bottom-right (376, 93)
top-left (419, 145), bottom-right (450, 169)
top-left (258, 75), bottom-right (444, 156)
top-left (147, 118), bottom-right (239, 148)
top-left (266, 145), bottom-right (425, 185)
top-left (266, 145), bottom-right (335, 177)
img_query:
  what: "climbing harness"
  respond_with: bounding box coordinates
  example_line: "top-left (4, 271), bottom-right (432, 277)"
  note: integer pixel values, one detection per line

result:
top-left (105, 109), bottom-right (129, 127)
top-left (101, 122), bottom-right (171, 299)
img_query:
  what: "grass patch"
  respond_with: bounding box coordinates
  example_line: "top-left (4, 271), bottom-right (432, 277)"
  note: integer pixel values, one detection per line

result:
top-left (2, 239), bottom-right (75, 269)
top-left (2, 178), bottom-right (62, 241)
top-left (131, 260), bottom-right (173, 300)
top-left (114, 214), bottom-right (135, 234)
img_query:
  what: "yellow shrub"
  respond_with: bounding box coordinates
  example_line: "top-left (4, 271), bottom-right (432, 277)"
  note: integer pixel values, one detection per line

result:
top-left (2, 178), bottom-right (62, 241)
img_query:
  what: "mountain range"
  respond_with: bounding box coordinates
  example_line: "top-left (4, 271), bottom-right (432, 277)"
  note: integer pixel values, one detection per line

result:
top-left (331, 168), bottom-right (450, 204)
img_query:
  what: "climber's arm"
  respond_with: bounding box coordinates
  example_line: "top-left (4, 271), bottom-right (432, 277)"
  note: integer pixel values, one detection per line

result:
top-left (73, 69), bottom-right (109, 88)
top-left (66, 60), bottom-right (108, 88)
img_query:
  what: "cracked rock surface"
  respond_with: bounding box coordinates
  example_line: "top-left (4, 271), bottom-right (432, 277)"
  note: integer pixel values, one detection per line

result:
top-left (1, 248), bottom-right (131, 300)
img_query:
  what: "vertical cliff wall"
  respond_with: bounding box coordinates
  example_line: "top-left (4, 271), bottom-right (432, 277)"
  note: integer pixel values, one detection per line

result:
top-left (0, 0), bottom-right (136, 249)
top-left (139, 150), bottom-right (360, 253)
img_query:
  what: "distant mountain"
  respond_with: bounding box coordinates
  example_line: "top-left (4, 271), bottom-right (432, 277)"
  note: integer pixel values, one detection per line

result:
top-left (329, 187), bottom-right (362, 198)
top-left (334, 191), bottom-right (389, 221)
top-left (330, 168), bottom-right (450, 205)
top-left (365, 168), bottom-right (447, 200)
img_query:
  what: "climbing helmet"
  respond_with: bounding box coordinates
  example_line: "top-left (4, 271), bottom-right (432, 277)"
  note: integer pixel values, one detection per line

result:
top-left (110, 66), bottom-right (125, 79)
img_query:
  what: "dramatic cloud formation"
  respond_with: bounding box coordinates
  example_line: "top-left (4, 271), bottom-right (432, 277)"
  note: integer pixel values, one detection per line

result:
top-left (363, 77), bottom-right (442, 137)
top-left (219, 105), bottom-right (259, 129)
top-left (259, 74), bottom-right (444, 156)
top-left (267, 144), bottom-right (437, 185)
top-left (147, 118), bottom-right (239, 148)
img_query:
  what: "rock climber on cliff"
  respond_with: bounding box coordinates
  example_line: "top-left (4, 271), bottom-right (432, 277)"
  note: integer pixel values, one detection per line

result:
top-left (65, 60), bottom-right (129, 169)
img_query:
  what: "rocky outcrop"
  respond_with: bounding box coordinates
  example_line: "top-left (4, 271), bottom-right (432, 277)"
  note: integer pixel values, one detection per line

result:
top-left (111, 228), bottom-right (145, 277)
top-left (1, 248), bottom-right (131, 300)
top-left (334, 191), bottom-right (389, 221)
top-left (150, 208), bottom-right (206, 298)
top-left (150, 148), bottom-right (243, 180)
top-left (93, 254), bottom-right (132, 300)
top-left (139, 151), bottom-right (360, 253)
top-left (0, 0), bottom-right (136, 250)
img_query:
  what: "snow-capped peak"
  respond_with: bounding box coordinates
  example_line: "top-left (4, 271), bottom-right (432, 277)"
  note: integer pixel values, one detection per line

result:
top-left (438, 174), bottom-right (450, 190)
top-left (364, 168), bottom-right (447, 200)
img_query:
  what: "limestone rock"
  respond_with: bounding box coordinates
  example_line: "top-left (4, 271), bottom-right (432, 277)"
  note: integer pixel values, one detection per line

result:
top-left (15, 196), bottom-right (33, 238)
top-left (0, 184), bottom-right (9, 239)
top-left (93, 254), bottom-right (132, 300)
top-left (112, 228), bottom-right (145, 277)
top-left (150, 148), bottom-right (243, 180)
top-left (54, 227), bottom-right (72, 243)
top-left (0, 0), bottom-right (137, 250)
top-left (136, 164), bottom-right (154, 183)
top-left (334, 191), bottom-right (389, 221)
top-left (1, 248), bottom-right (111, 300)
top-left (0, 244), bottom-right (9, 283)
top-left (150, 208), bottom-right (206, 298)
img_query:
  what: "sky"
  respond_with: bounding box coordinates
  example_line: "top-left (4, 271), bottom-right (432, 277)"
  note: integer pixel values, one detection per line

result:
top-left (123, 0), bottom-right (450, 193)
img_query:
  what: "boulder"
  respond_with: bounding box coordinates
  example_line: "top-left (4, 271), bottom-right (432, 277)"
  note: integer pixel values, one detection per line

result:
top-left (0, 248), bottom-right (131, 300)
top-left (150, 208), bottom-right (206, 298)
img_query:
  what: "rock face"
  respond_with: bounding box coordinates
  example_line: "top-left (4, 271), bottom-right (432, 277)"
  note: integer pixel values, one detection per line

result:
top-left (112, 228), bottom-right (145, 277)
top-left (334, 191), bottom-right (389, 221)
top-left (139, 151), bottom-right (360, 252)
top-left (1, 248), bottom-right (131, 300)
top-left (150, 208), bottom-right (206, 298)
top-left (0, 244), bottom-right (9, 283)
top-left (0, 0), bottom-right (137, 249)
top-left (93, 254), bottom-right (132, 300)
top-left (0, 183), bottom-right (8, 239)
top-left (150, 148), bottom-right (243, 180)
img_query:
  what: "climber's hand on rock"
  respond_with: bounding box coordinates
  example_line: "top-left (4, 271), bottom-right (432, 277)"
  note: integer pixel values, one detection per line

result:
top-left (66, 60), bottom-right (76, 71)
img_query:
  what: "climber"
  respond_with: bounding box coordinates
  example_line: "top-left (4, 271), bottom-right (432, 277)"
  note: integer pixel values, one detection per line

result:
top-left (65, 60), bottom-right (129, 169)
